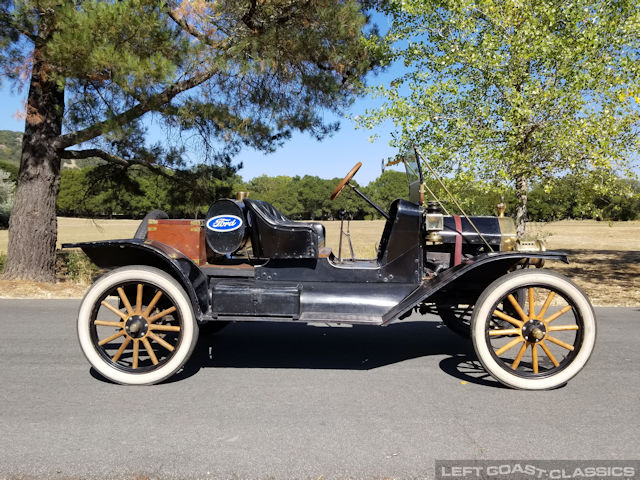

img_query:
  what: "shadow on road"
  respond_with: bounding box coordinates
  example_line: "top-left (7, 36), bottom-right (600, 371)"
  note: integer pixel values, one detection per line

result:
top-left (182, 321), bottom-right (504, 388)
top-left (90, 320), bottom-right (505, 387)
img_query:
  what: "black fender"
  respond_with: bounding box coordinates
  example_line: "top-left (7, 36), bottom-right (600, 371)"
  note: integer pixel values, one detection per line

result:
top-left (63, 239), bottom-right (210, 321)
top-left (383, 251), bottom-right (569, 324)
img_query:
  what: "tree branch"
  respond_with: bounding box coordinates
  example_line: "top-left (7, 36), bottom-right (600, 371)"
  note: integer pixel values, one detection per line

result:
top-left (56, 68), bottom-right (217, 149)
top-left (242, 0), bottom-right (262, 32)
top-left (167, 8), bottom-right (222, 45)
top-left (60, 148), bottom-right (130, 166)
top-left (0, 11), bottom-right (37, 41)
top-left (60, 148), bottom-right (175, 179)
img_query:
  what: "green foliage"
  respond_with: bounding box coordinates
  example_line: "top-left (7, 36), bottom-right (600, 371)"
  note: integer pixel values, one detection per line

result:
top-left (55, 250), bottom-right (100, 284)
top-left (62, 251), bottom-right (99, 284)
top-left (0, 252), bottom-right (6, 273)
top-left (57, 162), bottom-right (238, 218)
top-left (0, 130), bottom-right (22, 167)
top-left (245, 174), bottom-right (372, 220)
top-left (528, 175), bottom-right (640, 221)
top-left (0, 168), bottom-right (14, 227)
top-left (53, 162), bottom-right (639, 222)
top-left (358, 0), bottom-right (640, 226)
top-left (1, 1), bottom-right (379, 164)
top-left (364, 169), bottom-right (408, 215)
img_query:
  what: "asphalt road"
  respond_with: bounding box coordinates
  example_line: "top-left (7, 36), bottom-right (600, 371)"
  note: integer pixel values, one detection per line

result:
top-left (0, 300), bottom-right (639, 479)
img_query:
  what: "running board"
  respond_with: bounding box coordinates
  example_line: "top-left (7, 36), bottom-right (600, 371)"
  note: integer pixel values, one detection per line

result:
top-left (299, 312), bottom-right (382, 325)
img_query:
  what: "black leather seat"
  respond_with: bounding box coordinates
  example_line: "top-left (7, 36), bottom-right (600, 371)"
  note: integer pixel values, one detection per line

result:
top-left (244, 199), bottom-right (326, 259)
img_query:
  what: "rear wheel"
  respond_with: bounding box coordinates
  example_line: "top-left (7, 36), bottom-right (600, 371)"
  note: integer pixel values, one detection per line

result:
top-left (77, 266), bottom-right (198, 385)
top-left (471, 270), bottom-right (596, 390)
top-left (438, 290), bottom-right (523, 339)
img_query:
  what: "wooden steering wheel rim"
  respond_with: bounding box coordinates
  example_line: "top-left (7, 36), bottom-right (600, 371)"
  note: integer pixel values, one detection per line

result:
top-left (330, 162), bottom-right (362, 200)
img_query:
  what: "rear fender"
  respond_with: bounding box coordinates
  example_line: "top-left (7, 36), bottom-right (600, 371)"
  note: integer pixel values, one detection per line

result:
top-left (383, 251), bottom-right (569, 324)
top-left (63, 239), bottom-right (210, 321)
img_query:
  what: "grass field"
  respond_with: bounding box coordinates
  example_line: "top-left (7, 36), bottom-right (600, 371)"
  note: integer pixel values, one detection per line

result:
top-left (1, 218), bottom-right (639, 305)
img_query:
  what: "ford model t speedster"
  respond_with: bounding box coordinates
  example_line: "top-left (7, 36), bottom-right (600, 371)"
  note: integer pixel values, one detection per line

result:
top-left (65, 150), bottom-right (596, 389)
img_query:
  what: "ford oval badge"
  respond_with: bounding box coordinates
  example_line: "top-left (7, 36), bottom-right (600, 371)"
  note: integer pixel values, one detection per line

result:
top-left (206, 215), bottom-right (243, 232)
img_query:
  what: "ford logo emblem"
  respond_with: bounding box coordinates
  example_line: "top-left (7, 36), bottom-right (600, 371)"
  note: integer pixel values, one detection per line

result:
top-left (206, 215), bottom-right (243, 232)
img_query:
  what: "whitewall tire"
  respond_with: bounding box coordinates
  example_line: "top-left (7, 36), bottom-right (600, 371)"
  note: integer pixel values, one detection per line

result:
top-left (77, 266), bottom-right (199, 385)
top-left (471, 269), bottom-right (596, 390)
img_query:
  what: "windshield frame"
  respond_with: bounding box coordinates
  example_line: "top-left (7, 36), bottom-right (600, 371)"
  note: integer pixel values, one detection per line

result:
top-left (404, 147), bottom-right (424, 204)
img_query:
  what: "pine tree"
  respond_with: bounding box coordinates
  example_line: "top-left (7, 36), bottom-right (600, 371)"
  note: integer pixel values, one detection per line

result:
top-left (0, 0), bottom-right (379, 281)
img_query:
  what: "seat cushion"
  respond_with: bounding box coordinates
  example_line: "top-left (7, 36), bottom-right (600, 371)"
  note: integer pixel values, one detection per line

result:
top-left (244, 199), bottom-right (323, 259)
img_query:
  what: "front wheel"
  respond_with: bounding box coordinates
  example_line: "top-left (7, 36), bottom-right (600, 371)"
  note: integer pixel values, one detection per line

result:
top-left (471, 270), bottom-right (596, 390)
top-left (77, 266), bottom-right (199, 385)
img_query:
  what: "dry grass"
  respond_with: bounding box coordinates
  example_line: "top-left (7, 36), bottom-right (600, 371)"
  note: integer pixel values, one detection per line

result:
top-left (0, 217), bottom-right (140, 253)
top-left (0, 279), bottom-right (87, 298)
top-left (526, 220), bottom-right (640, 307)
top-left (1, 218), bottom-right (638, 305)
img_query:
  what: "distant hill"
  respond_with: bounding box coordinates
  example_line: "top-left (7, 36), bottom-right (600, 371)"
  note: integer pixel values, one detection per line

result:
top-left (0, 130), bottom-right (103, 179)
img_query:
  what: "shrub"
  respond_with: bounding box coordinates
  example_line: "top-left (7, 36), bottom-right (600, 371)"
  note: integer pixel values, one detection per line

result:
top-left (0, 168), bottom-right (14, 228)
top-left (57, 250), bottom-right (100, 284)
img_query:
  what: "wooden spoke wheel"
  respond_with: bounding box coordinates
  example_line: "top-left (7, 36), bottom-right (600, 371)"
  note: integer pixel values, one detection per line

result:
top-left (77, 266), bottom-right (198, 385)
top-left (437, 303), bottom-right (474, 338)
top-left (471, 270), bottom-right (596, 390)
top-left (437, 290), bottom-right (523, 339)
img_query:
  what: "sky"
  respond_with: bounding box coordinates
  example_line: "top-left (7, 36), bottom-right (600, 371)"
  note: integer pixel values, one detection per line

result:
top-left (0, 9), bottom-right (404, 186)
top-left (0, 75), bottom-right (403, 185)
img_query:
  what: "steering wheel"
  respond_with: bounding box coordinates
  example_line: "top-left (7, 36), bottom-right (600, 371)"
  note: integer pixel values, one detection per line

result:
top-left (330, 162), bottom-right (362, 200)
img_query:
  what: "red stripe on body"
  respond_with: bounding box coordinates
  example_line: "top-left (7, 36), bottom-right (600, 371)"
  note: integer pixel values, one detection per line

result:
top-left (453, 215), bottom-right (462, 266)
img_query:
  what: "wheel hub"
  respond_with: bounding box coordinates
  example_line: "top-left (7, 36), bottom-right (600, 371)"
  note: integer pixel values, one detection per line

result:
top-left (125, 315), bottom-right (149, 338)
top-left (522, 319), bottom-right (546, 343)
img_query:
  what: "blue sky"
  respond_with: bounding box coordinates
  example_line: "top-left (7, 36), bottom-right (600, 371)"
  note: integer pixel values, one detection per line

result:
top-left (0, 76), bottom-right (401, 185)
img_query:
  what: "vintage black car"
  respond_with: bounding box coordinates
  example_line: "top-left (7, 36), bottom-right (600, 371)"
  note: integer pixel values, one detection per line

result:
top-left (66, 150), bottom-right (596, 389)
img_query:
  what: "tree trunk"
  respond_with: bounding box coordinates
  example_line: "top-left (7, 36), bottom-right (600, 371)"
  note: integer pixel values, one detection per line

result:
top-left (515, 174), bottom-right (528, 238)
top-left (2, 51), bottom-right (64, 282)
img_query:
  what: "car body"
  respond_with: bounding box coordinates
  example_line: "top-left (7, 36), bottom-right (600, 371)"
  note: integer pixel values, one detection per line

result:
top-left (66, 149), bottom-right (596, 389)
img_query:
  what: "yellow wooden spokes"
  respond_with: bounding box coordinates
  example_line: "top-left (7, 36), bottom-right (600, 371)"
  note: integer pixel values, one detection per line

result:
top-left (132, 339), bottom-right (140, 369)
top-left (493, 310), bottom-right (523, 328)
top-left (543, 305), bottom-right (572, 324)
top-left (545, 335), bottom-right (575, 351)
top-left (148, 306), bottom-right (177, 323)
top-left (135, 284), bottom-right (144, 314)
top-left (537, 291), bottom-right (556, 320)
top-left (528, 287), bottom-right (535, 319)
top-left (540, 341), bottom-right (560, 367)
top-left (548, 325), bottom-right (579, 332)
top-left (96, 283), bottom-right (181, 369)
top-left (489, 287), bottom-right (579, 374)
top-left (150, 324), bottom-right (181, 332)
top-left (94, 320), bottom-right (124, 328)
top-left (143, 290), bottom-right (163, 317)
top-left (117, 287), bottom-right (134, 315)
top-left (98, 330), bottom-right (126, 346)
top-left (147, 332), bottom-right (175, 352)
top-left (531, 344), bottom-right (539, 374)
top-left (101, 300), bottom-right (128, 320)
top-left (508, 294), bottom-right (528, 322)
top-left (511, 342), bottom-right (528, 369)
top-left (112, 337), bottom-right (131, 363)
top-left (495, 337), bottom-right (523, 356)
top-left (489, 328), bottom-right (521, 336)
top-left (141, 337), bottom-right (158, 365)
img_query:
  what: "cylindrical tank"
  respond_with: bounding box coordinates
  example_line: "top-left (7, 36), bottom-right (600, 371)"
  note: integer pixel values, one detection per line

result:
top-left (205, 199), bottom-right (248, 255)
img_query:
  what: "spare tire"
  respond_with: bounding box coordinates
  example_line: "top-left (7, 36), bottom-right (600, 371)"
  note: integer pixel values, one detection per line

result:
top-left (134, 209), bottom-right (169, 240)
